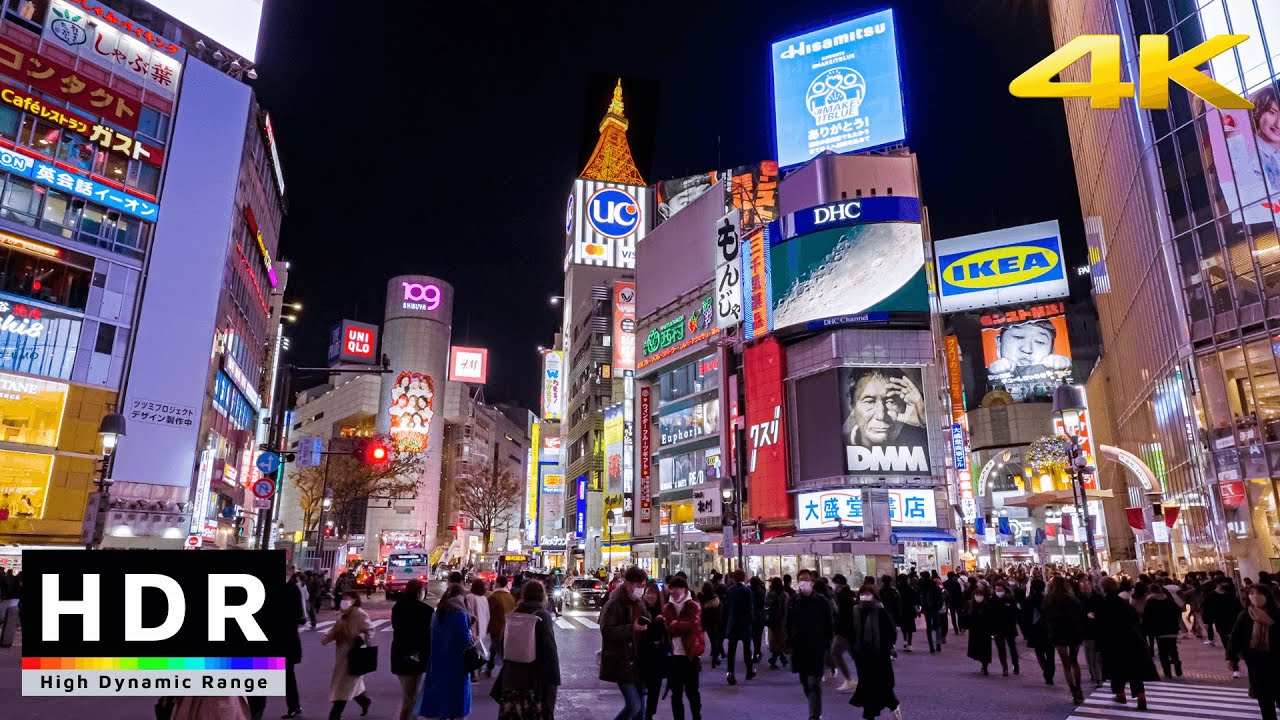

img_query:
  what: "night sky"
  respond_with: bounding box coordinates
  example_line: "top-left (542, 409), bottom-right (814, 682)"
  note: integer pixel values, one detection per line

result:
top-left (250, 0), bottom-right (1083, 411)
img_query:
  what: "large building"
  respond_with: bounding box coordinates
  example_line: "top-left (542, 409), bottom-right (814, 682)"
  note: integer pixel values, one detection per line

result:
top-left (1049, 0), bottom-right (1280, 577)
top-left (0, 0), bottom-right (283, 554)
top-left (555, 81), bottom-right (646, 574)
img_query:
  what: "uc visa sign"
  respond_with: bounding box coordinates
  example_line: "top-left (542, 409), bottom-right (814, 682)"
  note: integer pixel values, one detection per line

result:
top-left (934, 220), bottom-right (1070, 313)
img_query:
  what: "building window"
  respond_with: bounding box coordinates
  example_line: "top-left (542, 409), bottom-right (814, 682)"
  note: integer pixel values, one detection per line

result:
top-left (137, 107), bottom-right (170, 143)
top-left (0, 178), bottom-right (39, 226)
top-left (0, 247), bottom-right (91, 310)
top-left (39, 190), bottom-right (80, 239)
top-left (94, 323), bottom-right (115, 354)
top-left (56, 132), bottom-right (95, 174)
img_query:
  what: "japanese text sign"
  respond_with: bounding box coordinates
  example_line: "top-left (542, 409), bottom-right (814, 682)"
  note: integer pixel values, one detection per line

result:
top-left (612, 281), bottom-right (636, 371)
top-left (45, 0), bottom-right (182, 97)
top-left (0, 78), bottom-right (162, 166)
top-left (542, 350), bottom-right (563, 421)
top-left (714, 210), bottom-right (743, 330)
top-left (0, 38), bottom-right (142, 130)
top-left (128, 398), bottom-right (195, 428)
top-left (796, 487), bottom-right (936, 531)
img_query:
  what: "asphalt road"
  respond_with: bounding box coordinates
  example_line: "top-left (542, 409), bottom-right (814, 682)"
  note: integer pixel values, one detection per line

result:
top-left (0, 592), bottom-right (1258, 720)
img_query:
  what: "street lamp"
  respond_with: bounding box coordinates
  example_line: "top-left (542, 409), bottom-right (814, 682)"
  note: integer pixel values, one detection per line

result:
top-left (549, 295), bottom-right (563, 307)
top-left (86, 412), bottom-right (126, 549)
top-left (1051, 383), bottom-right (1100, 571)
top-left (720, 474), bottom-right (743, 570)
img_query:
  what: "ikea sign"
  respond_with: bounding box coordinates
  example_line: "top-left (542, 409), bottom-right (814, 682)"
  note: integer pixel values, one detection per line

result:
top-left (935, 220), bottom-right (1069, 313)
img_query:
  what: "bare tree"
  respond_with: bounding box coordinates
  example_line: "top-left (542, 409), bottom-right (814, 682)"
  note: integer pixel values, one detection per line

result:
top-left (291, 439), bottom-right (424, 534)
top-left (455, 460), bottom-right (522, 553)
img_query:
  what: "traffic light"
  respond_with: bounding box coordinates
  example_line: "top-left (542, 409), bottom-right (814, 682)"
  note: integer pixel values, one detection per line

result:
top-left (353, 437), bottom-right (392, 466)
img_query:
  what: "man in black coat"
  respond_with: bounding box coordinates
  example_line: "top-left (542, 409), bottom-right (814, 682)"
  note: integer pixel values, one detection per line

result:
top-left (723, 569), bottom-right (755, 684)
top-left (277, 575), bottom-right (306, 719)
top-left (391, 579), bottom-right (433, 720)
top-left (788, 569), bottom-right (835, 720)
top-left (830, 574), bottom-right (858, 691)
top-left (944, 572), bottom-right (965, 633)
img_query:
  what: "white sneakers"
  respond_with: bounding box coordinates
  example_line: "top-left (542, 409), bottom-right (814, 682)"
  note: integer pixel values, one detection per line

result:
top-left (891, 706), bottom-right (904, 720)
top-left (1232, 670), bottom-right (1241, 679)
top-left (837, 679), bottom-right (858, 693)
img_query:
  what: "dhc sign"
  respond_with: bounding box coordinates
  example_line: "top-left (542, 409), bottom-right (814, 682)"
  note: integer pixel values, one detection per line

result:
top-left (813, 200), bottom-right (861, 226)
top-left (934, 220), bottom-right (1069, 313)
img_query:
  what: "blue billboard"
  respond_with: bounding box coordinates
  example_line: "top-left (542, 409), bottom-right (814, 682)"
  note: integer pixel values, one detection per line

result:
top-left (771, 9), bottom-right (906, 168)
top-left (934, 220), bottom-right (1069, 313)
top-left (0, 145), bottom-right (159, 221)
top-left (574, 476), bottom-right (588, 539)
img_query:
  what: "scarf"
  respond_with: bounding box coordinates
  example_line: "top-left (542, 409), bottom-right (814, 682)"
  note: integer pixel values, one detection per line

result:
top-left (1249, 605), bottom-right (1274, 651)
top-left (854, 604), bottom-right (881, 654)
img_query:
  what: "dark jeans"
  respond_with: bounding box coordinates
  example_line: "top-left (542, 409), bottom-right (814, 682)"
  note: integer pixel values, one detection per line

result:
top-left (1156, 636), bottom-right (1181, 676)
top-left (1213, 622), bottom-right (1233, 658)
top-left (994, 634), bottom-right (1019, 672)
top-left (1258, 683), bottom-right (1279, 720)
top-left (614, 682), bottom-right (646, 720)
top-left (487, 633), bottom-right (504, 673)
top-left (644, 676), bottom-right (662, 720)
top-left (925, 610), bottom-right (945, 649)
top-left (1034, 642), bottom-right (1055, 682)
top-left (948, 606), bottom-right (961, 632)
top-left (901, 622), bottom-right (915, 647)
top-left (708, 629), bottom-right (725, 664)
top-left (727, 637), bottom-right (754, 676)
top-left (285, 660), bottom-right (300, 712)
top-left (752, 622), bottom-right (764, 660)
top-left (667, 656), bottom-right (702, 720)
top-left (800, 672), bottom-right (823, 720)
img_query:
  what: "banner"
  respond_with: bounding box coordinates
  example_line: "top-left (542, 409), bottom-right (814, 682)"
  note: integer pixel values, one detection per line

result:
top-left (713, 209), bottom-right (743, 329)
top-left (745, 338), bottom-right (789, 521)
top-left (981, 312), bottom-right (1073, 402)
top-left (1125, 506), bottom-right (1146, 531)
top-left (840, 366), bottom-right (930, 475)
top-left (612, 282), bottom-right (636, 371)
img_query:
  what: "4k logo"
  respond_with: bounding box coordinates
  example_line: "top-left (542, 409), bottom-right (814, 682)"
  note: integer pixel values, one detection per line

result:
top-left (1010, 34), bottom-right (1253, 110)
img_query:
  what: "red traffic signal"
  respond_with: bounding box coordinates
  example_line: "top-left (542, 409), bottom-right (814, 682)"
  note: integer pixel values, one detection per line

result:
top-left (353, 437), bottom-right (392, 465)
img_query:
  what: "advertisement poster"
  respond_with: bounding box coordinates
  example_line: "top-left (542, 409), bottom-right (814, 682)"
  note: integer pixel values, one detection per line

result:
top-left (840, 366), bottom-right (930, 475)
top-left (729, 162), bottom-right (779, 229)
top-left (980, 312), bottom-right (1072, 402)
top-left (604, 402), bottom-right (624, 496)
top-left (935, 220), bottom-right (1069, 313)
top-left (1205, 100), bottom-right (1280, 226)
top-left (542, 350), bottom-right (563, 421)
top-left (770, 214), bottom-right (926, 330)
top-left (714, 210), bottom-right (743, 329)
top-left (771, 9), bottom-right (906, 168)
top-left (745, 338), bottom-right (790, 521)
top-left (567, 179), bottom-right (649, 269)
top-left (0, 296), bottom-right (81, 381)
top-left (613, 282), bottom-right (636, 370)
top-left (387, 371), bottom-right (433, 453)
top-left (656, 172), bottom-right (717, 225)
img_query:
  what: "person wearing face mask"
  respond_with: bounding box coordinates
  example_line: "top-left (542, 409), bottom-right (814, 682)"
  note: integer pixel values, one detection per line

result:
top-left (964, 585), bottom-right (994, 675)
top-left (1228, 584), bottom-right (1280, 720)
top-left (1077, 576), bottom-right (1104, 686)
top-left (848, 585), bottom-right (902, 720)
top-left (661, 577), bottom-right (705, 720)
top-left (765, 577), bottom-right (790, 669)
top-left (787, 569), bottom-right (835, 720)
top-left (988, 581), bottom-right (1020, 676)
top-left (1042, 576), bottom-right (1086, 704)
top-left (599, 566), bottom-right (652, 720)
top-left (321, 591), bottom-right (374, 720)
top-left (919, 574), bottom-right (946, 654)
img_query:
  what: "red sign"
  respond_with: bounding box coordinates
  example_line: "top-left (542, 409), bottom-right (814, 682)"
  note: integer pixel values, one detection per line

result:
top-left (746, 227), bottom-right (769, 334)
top-left (64, 0), bottom-right (180, 54)
top-left (0, 38), bottom-right (142, 131)
top-left (980, 302), bottom-right (1066, 328)
top-left (448, 346), bottom-right (489, 384)
top-left (0, 78), bottom-right (162, 166)
top-left (744, 338), bottom-right (790, 521)
top-left (639, 386), bottom-right (651, 515)
top-left (1220, 480), bottom-right (1246, 509)
top-left (613, 281), bottom-right (636, 371)
top-left (344, 325), bottom-right (377, 361)
top-left (1054, 405), bottom-right (1098, 491)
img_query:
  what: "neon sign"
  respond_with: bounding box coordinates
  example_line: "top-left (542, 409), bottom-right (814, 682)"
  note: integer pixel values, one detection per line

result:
top-left (402, 282), bottom-right (441, 311)
top-left (242, 206), bottom-right (278, 288)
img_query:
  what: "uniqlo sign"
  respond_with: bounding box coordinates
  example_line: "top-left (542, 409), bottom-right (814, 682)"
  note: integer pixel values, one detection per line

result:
top-left (745, 338), bottom-right (790, 521)
top-left (328, 320), bottom-right (379, 365)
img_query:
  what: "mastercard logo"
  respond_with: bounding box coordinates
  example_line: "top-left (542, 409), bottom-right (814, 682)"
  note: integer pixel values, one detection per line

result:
top-left (585, 244), bottom-right (607, 256)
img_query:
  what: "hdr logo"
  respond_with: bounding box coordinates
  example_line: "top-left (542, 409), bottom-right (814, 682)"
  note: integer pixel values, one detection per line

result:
top-left (587, 187), bottom-right (641, 238)
top-left (1010, 34), bottom-right (1253, 110)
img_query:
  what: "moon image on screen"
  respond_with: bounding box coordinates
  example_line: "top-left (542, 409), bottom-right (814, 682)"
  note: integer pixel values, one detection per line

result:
top-left (773, 223), bottom-right (923, 329)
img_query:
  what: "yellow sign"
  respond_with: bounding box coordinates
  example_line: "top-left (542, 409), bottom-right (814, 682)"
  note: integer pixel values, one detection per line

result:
top-left (0, 372), bottom-right (68, 448)
top-left (1010, 34), bottom-right (1252, 110)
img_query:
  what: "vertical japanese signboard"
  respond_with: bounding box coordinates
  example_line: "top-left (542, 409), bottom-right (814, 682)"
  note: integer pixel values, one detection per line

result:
top-left (740, 226), bottom-right (772, 341)
top-left (542, 350), bottom-right (563, 421)
top-left (745, 338), bottom-right (790, 521)
top-left (613, 282), bottom-right (636, 371)
top-left (714, 210), bottom-right (743, 329)
top-left (1053, 388), bottom-right (1098, 491)
top-left (944, 335), bottom-right (967, 472)
top-left (636, 385), bottom-right (653, 536)
top-left (525, 422), bottom-right (540, 545)
top-left (574, 476), bottom-right (588, 539)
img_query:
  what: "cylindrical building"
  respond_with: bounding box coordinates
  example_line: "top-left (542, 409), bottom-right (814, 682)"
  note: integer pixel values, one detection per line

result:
top-left (370, 275), bottom-right (454, 556)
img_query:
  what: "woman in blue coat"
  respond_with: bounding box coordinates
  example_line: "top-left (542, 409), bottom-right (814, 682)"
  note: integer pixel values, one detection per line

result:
top-left (418, 584), bottom-right (473, 719)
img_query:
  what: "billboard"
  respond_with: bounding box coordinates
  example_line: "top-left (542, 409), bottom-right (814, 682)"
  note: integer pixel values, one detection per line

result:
top-left (567, 179), bottom-right (649, 268)
top-left (771, 9), bottom-right (906, 168)
top-left (656, 172), bottom-right (717, 225)
top-left (542, 470), bottom-right (564, 494)
top-left (741, 227), bottom-right (772, 340)
top-left (448, 346), bottom-right (489, 384)
top-left (147, 0), bottom-right (265, 61)
top-left (935, 221), bottom-right (1068, 313)
top-left (980, 305), bottom-right (1072, 402)
top-left (613, 281), bottom-right (636, 371)
top-left (796, 487), bottom-right (937, 531)
top-left (840, 366), bottom-right (930, 475)
top-left (0, 37), bottom-right (142, 131)
top-left (43, 0), bottom-right (182, 97)
top-left (542, 350), bottom-right (563, 421)
top-left (745, 338), bottom-right (790, 521)
top-left (541, 435), bottom-right (562, 464)
top-left (327, 320), bottom-right (379, 366)
top-left (0, 295), bottom-right (81, 380)
top-left (387, 371), bottom-right (434, 453)
top-left (728, 162), bottom-right (779, 230)
top-left (604, 403), bottom-right (625, 496)
top-left (574, 476), bottom-right (587, 539)
top-left (770, 197), bottom-right (926, 331)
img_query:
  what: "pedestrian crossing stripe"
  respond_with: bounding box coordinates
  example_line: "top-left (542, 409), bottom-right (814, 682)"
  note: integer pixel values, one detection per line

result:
top-left (1069, 681), bottom-right (1258, 720)
top-left (311, 619), bottom-right (391, 633)
top-left (553, 616), bottom-right (599, 631)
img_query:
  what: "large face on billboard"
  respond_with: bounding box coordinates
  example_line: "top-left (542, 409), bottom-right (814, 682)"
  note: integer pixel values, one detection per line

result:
top-left (980, 304), bottom-right (1073, 402)
top-left (567, 179), bottom-right (648, 268)
top-left (771, 9), bottom-right (905, 168)
top-left (388, 371), bottom-right (434, 453)
top-left (935, 221), bottom-right (1069, 313)
top-left (656, 172), bottom-right (717, 225)
top-left (840, 366), bottom-right (930, 475)
top-left (770, 198), bottom-right (927, 331)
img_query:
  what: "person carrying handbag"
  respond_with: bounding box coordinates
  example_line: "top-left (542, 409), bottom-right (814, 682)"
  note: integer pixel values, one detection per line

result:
top-left (321, 591), bottom-right (375, 720)
top-left (492, 580), bottom-right (561, 720)
top-left (419, 584), bottom-right (474, 720)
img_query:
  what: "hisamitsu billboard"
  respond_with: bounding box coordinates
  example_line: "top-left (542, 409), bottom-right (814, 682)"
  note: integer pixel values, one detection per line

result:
top-left (935, 220), bottom-right (1069, 313)
top-left (771, 9), bottom-right (906, 169)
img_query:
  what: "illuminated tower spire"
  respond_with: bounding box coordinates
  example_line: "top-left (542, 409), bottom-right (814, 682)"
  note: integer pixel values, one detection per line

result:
top-left (578, 78), bottom-right (645, 185)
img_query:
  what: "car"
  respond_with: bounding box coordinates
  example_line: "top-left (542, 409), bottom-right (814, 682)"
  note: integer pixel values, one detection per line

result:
top-left (566, 577), bottom-right (608, 609)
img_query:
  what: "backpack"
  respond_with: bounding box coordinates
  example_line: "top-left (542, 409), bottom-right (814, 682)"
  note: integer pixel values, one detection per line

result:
top-left (503, 612), bottom-right (541, 663)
